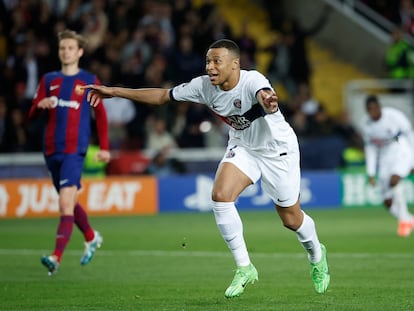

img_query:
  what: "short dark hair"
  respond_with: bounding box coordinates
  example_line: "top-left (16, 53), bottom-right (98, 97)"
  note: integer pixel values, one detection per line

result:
top-left (365, 94), bottom-right (379, 106)
top-left (208, 39), bottom-right (240, 57)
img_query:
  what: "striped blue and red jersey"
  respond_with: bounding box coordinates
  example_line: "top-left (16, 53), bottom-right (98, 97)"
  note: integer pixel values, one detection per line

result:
top-left (29, 69), bottom-right (109, 156)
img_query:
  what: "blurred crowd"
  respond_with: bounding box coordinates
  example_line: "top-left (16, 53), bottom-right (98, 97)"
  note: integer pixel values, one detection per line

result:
top-left (362, 0), bottom-right (414, 35)
top-left (0, 0), bottom-right (377, 172)
top-left (0, 0), bottom-right (235, 154)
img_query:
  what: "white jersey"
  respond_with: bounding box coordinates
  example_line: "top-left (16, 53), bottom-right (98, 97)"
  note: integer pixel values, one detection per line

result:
top-left (361, 107), bottom-right (414, 179)
top-left (171, 70), bottom-right (296, 151)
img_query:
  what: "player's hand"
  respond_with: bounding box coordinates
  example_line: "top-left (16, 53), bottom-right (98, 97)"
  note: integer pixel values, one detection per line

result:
top-left (94, 150), bottom-right (111, 163)
top-left (368, 176), bottom-right (376, 186)
top-left (257, 89), bottom-right (278, 114)
top-left (82, 85), bottom-right (114, 107)
top-left (37, 96), bottom-right (58, 109)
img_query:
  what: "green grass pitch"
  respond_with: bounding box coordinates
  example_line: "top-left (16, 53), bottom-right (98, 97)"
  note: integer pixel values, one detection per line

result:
top-left (1, 208), bottom-right (413, 310)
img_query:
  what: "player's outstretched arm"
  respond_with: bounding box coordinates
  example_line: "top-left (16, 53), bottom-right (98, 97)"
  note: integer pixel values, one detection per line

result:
top-left (83, 85), bottom-right (171, 107)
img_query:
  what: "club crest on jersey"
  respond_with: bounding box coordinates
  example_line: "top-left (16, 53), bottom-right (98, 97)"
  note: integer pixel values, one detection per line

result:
top-left (225, 146), bottom-right (237, 158)
top-left (75, 85), bottom-right (84, 95)
top-left (233, 99), bottom-right (241, 109)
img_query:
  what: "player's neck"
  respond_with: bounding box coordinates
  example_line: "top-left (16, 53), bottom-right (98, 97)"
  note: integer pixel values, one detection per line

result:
top-left (61, 63), bottom-right (80, 76)
top-left (220, 70), bottom-right (240, 91)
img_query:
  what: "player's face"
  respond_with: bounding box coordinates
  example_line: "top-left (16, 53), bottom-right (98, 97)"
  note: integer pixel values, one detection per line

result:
top-left (206, 48), bottom-right (239, 90)
top-left (58, 38), bottom-right (83, 67)
top-left (366, 102), bottom-right (381, 121)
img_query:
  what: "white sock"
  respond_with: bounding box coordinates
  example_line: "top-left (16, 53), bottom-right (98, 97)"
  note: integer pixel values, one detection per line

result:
top-left (295, 211), bottom-right (322, 263)
top-left (389, 201), bottom-right (400, 219)
top-left (212, 201), bottom-right (250, 267)
top-left (391, 184), bottom-right (413, 221)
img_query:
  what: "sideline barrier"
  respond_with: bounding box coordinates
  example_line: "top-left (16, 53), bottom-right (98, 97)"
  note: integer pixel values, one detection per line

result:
top-left (2, 171), bottom-right (413, 218)
top-left (0, 172), bottom-right (341, 218)
top-left (158, 171), bottom-right (341, 212)
top-left (341, 170), bottom-right (414, 207)
top-left (0, 176), bottom-right (158, 218)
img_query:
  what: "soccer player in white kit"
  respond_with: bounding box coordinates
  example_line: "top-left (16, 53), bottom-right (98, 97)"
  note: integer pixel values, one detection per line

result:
top-left (362, 95), bottom-right (414, 237)
top-left (84, 39), bottom-right (330, 297)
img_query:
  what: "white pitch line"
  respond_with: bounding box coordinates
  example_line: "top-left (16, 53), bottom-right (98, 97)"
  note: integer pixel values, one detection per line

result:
top-left (0, 249), bottom-right (413, 259)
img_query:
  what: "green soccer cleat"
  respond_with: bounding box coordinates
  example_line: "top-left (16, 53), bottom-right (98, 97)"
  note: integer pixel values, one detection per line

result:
top-left (80, 231), bottom-right (103, 266)
top-left (310, 244), bottom-right (330, 293)
top-left (41, 255), bottom-right (59, 276)
top-left (225, 263), bottom-right (258, 298)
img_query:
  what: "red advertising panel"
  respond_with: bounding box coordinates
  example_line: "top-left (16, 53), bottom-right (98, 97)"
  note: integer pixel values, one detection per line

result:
top-left (0, 176), bottom-right (158, 218)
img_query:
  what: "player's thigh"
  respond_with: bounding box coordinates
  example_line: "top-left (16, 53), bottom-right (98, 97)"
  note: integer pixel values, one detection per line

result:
top-left (60, 153), bottom-right (85, 190)
top-left (214, 145), bottom-right (260, 201)
top-left (380, 145), bottom-right (413, 179)
top-left (379, 153), bottom-right (412, 197)
top-left (260, 148), bottom-right (300, 207)
top-left (45, 154), bottom-right (64, 191)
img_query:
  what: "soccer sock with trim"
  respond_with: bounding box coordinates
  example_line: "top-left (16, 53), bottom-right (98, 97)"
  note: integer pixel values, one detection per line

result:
top-left (52, 215), bottom-right (74, 262)
top-left (74, 203), bottom-right (95, 242)
top-left (295, 211), bottom-right (322, 263)
top-left (212, 201), bottom-right (251, 267)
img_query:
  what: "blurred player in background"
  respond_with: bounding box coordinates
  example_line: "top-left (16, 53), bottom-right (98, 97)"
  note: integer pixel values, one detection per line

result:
top-left (83, 39), bottom-right (330, 297)
top-left (28, 30), bottom-right (111, 275)
top-left (362, 95), bottom-right (414, 237)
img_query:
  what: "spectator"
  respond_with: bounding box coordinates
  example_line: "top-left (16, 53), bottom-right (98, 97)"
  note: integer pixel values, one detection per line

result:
top-left (145, 116), bottom-right (177, 152)
top-left (395, 0), bottom-right (414, 35)
top-left (203, 117), bottom-right (229, 148)
top-left (0, 96), bottom-right (7, 152)
top-left (120, 26), bottom-right (152, 81)
top-left (140, 0), bottom-right (175, 53)
top-left (386, 28), bottom-right (414, 80)
top-left (268, 6), bottom-right (331, 97)
top-left (144, 146), bottom-right (186, 176)
top-left (266, 32), bottom-right (297, 97)
top-left (44, 0), bottom-right (69, 18)
top-left (4, 107), bottom-right (28, 152)
top-left (305, 105), bottom-right (335, 138)
top-left (170, 35), bottom-right (204, 84)
top-left (103, 92), bottom-right (136, 150)
top-left (176, 103), bottom-right (212, 148)
top-left (80, 0), bottom-right (108, 55)
top-left (170, 101), bottom-right (190, 142)
top-left (235, 20), bottom-right (257, 69)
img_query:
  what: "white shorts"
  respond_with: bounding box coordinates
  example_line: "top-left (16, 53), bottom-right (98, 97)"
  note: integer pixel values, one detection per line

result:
top-left (378, 139), bottom-right (414, 199)
top-left (220, 136), bottom-right (300, 207)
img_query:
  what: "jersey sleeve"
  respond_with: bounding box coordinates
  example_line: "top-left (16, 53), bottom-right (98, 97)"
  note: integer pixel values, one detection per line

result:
top-left (92, 77), bottom-right (109, 151)
top-left (28, 75), bottom-right (47, 120)
top-left (393, 109), bottom-right (412, 133)
top-left (393, 109), bottom-right (414, 151)
top-left (361, 119), bottom-right (377, 177)
top-left (170, 76), bottom-right (205, 103)
top-left (248, 70), bottom-right (274, 96)
top-left (364, 143), bottom-right (377, 177)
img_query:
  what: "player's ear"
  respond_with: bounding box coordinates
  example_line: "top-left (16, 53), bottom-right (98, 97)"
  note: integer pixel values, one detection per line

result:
top-left (232, 58), bottom-right (240, 70)
top-left (78, 48), bottom-right (84, 58)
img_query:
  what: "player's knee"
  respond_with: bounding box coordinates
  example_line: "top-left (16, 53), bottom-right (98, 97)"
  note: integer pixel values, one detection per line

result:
top-left (212, 189), bottom-right (232, 202)
top-left (59, 200), bottom-right (75, 215)
top-left (283, 220), bottom-right (301, 231)
top-left (384, 198), bottom-right (392, 208)
top-left (280, 214), bottom-right (302, 231)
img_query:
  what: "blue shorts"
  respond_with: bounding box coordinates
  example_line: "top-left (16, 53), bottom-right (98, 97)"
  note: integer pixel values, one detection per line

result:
top-left (45, 153), bottom-right (85, 192)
